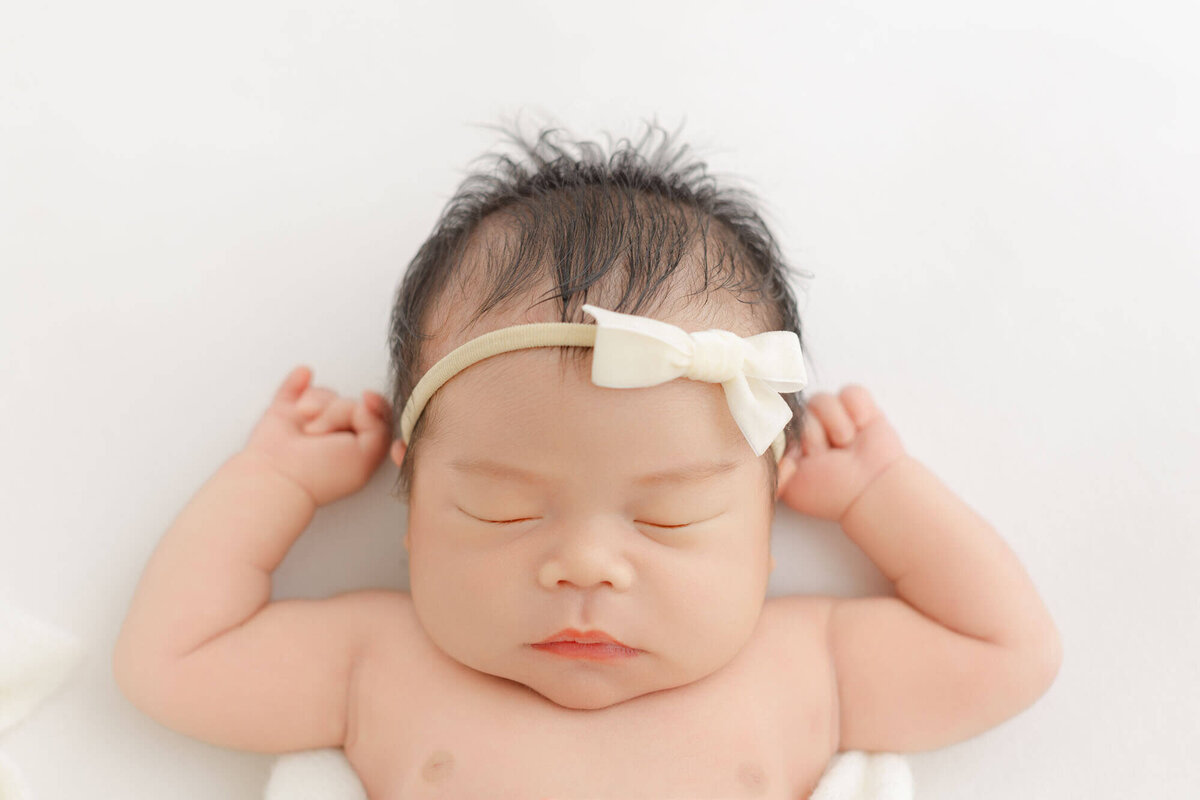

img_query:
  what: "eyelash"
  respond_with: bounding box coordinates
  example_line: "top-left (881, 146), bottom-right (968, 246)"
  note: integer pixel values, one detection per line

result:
top-left (456, 506), bottom-right (709, 530)
top-left (477, 516), bottom-right (689, 529)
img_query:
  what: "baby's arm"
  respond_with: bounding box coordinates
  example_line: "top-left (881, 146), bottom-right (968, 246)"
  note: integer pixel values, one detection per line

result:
top-left (779, 387), bottom-right (1062, 753)
top-left (112, 367), bottom-right (397, 752)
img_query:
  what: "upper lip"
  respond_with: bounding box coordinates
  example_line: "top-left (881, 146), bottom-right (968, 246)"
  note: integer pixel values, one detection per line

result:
top-left (535, 628), bottom-right (632, 648)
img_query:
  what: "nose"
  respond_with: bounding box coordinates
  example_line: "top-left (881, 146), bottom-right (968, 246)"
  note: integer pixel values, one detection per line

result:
top-left (537, 527), bottom-right (634, 592)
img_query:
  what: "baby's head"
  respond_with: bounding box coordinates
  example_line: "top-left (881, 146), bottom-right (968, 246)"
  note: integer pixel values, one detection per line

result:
top-left (384, 120), bottom-right (812, 709)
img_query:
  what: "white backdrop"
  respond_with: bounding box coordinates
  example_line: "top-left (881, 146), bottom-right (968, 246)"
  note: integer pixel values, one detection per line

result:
top-left (3, 1), bottom-right (1198, 797)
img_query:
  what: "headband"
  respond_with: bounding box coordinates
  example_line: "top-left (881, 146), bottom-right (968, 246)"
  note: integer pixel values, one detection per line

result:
top-left (399, 303), bottom-right (808, 463)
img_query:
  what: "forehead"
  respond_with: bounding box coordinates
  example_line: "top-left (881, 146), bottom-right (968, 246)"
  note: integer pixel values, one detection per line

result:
top-left (421, 346), bottom-right (751, 474)
top-left (412, 258), bottom-right (772, 472)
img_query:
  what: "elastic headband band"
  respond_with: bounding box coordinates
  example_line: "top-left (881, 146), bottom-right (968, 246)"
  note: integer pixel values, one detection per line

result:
top-left (399, 321), bottom-right (597, 443)
top-left (399, 304), bottom-right (809, 464)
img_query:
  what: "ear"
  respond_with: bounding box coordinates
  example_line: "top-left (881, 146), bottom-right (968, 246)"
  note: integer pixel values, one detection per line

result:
top-left (774, 444), bottom-right (800, 501)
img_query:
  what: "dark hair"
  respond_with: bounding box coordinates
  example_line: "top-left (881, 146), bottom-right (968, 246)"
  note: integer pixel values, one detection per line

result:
top-left (386, 117), bottom-right (813, 502)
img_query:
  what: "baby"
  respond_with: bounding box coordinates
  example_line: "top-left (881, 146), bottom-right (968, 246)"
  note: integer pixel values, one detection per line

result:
top-left (113, 123), bottom-right (1062, 799)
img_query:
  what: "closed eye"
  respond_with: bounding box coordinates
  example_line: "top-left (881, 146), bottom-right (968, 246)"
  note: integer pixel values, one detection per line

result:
top-left (456, 507), bottom-right (724, 528)
top-left (456, 506), bottom-right (538, 525)
top-left (478, 517), bottom-right (687, 528)
top-left (638, 512), bottom-right (726, 529)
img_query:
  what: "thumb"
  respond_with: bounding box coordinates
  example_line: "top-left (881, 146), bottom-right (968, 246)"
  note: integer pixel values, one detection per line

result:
top-left (352, 391), bottom-right (392, 459)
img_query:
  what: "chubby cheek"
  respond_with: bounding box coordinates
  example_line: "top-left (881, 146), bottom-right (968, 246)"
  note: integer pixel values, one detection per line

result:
top-left (408, 530), bottom-right (520, 658)
top-left (685, 536), bottom-right (771, 650)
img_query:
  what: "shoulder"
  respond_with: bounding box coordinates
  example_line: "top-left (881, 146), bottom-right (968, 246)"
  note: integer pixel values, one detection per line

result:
top-left (344, 590), bottom-right (424, 749)
top-left (758, 596), bottom-right (839, 751)
top-left (760, 595), bottom-right (835, 645)
top-left (757, 596), bottom-right (837, 681)
top-left (351, 589), bottom-right (420, 661)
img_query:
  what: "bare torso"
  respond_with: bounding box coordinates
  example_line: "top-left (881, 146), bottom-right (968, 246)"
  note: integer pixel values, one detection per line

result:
top-left (345, 595), bottom-right (837, 800)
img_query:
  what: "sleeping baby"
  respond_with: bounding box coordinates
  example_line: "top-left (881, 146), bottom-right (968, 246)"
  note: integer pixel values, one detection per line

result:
top-left (113, 122), bottom-right (1062, 799)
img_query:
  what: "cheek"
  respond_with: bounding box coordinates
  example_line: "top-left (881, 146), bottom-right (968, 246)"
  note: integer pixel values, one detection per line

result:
top-left (407, 533), bottom-right (521, 661)
top-left (408, 518), bottom-right (516, 606)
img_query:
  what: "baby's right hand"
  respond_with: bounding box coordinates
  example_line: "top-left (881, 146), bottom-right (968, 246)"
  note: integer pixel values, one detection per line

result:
top-left (241, 365), bottom-right (392, 506)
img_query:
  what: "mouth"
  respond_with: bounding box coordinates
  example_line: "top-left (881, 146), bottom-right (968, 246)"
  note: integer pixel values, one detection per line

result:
top-left (531, 628), bottom-right (640, 661)
top-left (535, 628), bottom-right (631, 647)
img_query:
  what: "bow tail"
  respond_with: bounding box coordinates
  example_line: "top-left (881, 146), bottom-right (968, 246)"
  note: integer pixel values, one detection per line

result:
top-left (721, 375), bottom-right (795, 457)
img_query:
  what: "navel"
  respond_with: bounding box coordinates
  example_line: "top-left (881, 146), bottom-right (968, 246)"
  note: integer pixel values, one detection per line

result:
top-left (421, 749), bottom-right (455, 783)
top-left (736, 761), bottom-right (769, 796)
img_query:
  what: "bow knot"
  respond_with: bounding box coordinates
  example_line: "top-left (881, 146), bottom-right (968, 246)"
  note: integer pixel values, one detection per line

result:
top-left (580, 304), bottom-right (807, 457)
top-left (685, 329), bottom-right (746, 383)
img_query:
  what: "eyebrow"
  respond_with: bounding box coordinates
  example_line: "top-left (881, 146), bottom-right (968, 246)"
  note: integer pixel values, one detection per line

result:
top-left (449, 457), bottom-right (740, 487)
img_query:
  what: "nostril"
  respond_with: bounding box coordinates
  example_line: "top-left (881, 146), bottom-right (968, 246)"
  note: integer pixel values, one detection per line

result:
top-left (556, 578), bottom-right (613, 589)
top-left (540, 558), bottom-right (631, 591)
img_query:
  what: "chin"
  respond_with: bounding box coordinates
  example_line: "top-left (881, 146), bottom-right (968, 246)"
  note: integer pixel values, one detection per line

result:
top-left (529, 668), bottom-right (695, 711)
top-left (534, 683), bottom-right (636, 711)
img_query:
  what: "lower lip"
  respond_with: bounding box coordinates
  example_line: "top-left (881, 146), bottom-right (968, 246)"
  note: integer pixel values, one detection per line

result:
top-left (530, 642), bottom-right (640, 660)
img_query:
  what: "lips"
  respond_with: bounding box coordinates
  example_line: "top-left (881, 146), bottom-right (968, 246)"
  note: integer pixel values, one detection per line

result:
top-left (535, 628), bottom-right (631, 648)
top-left (530, 628), bottom-right (640, 660)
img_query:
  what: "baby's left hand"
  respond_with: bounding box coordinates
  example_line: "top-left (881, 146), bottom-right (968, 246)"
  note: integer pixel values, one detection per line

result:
top-left (778, 385), bottom-right (908, 522)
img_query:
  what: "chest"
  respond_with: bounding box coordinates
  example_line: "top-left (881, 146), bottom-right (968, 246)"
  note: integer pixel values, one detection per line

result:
top-left (345, 599), bottom-right (835, 800)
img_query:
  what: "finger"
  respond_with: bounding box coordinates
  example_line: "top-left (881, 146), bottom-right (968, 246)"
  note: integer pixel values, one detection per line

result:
top-left (799, 405), bottom-right (829, 456)
top-left (362, 390), bottom-right (392, 422)
top-left (274, 365), bottom-right (312, 405)
top-left (303, 396), bottom-right (357, 434)
top-left (839, 385), bottom-right (879, 428)
top-left (352, 393), bottom-right (392, 458)
top-left (297, 386), bottom-right (338, 417)
top-left (809, 392), bottom-right (856, 447)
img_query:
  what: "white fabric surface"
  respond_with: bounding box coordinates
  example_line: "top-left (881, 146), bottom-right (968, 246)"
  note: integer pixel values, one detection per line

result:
top-left (266, 747), bottom-right (912, 800)
top-left (0, 605), bottom-right (85, 800)
top-left (266, 749), bottom-right (367, 800)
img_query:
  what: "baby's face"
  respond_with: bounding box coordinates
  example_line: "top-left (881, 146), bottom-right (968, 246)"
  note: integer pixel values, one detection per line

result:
top-left (397, 311), bottom-right (778, 710)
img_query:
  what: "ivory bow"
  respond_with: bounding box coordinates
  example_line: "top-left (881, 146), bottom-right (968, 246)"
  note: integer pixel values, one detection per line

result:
top-left (581, 304), bottom-right (807, 457)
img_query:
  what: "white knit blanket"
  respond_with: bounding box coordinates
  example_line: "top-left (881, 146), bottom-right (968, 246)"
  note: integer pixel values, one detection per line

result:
top-left (267, 746), bottom-right (912, 799)
top-left (0, 603), bottom-right (85, 800)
